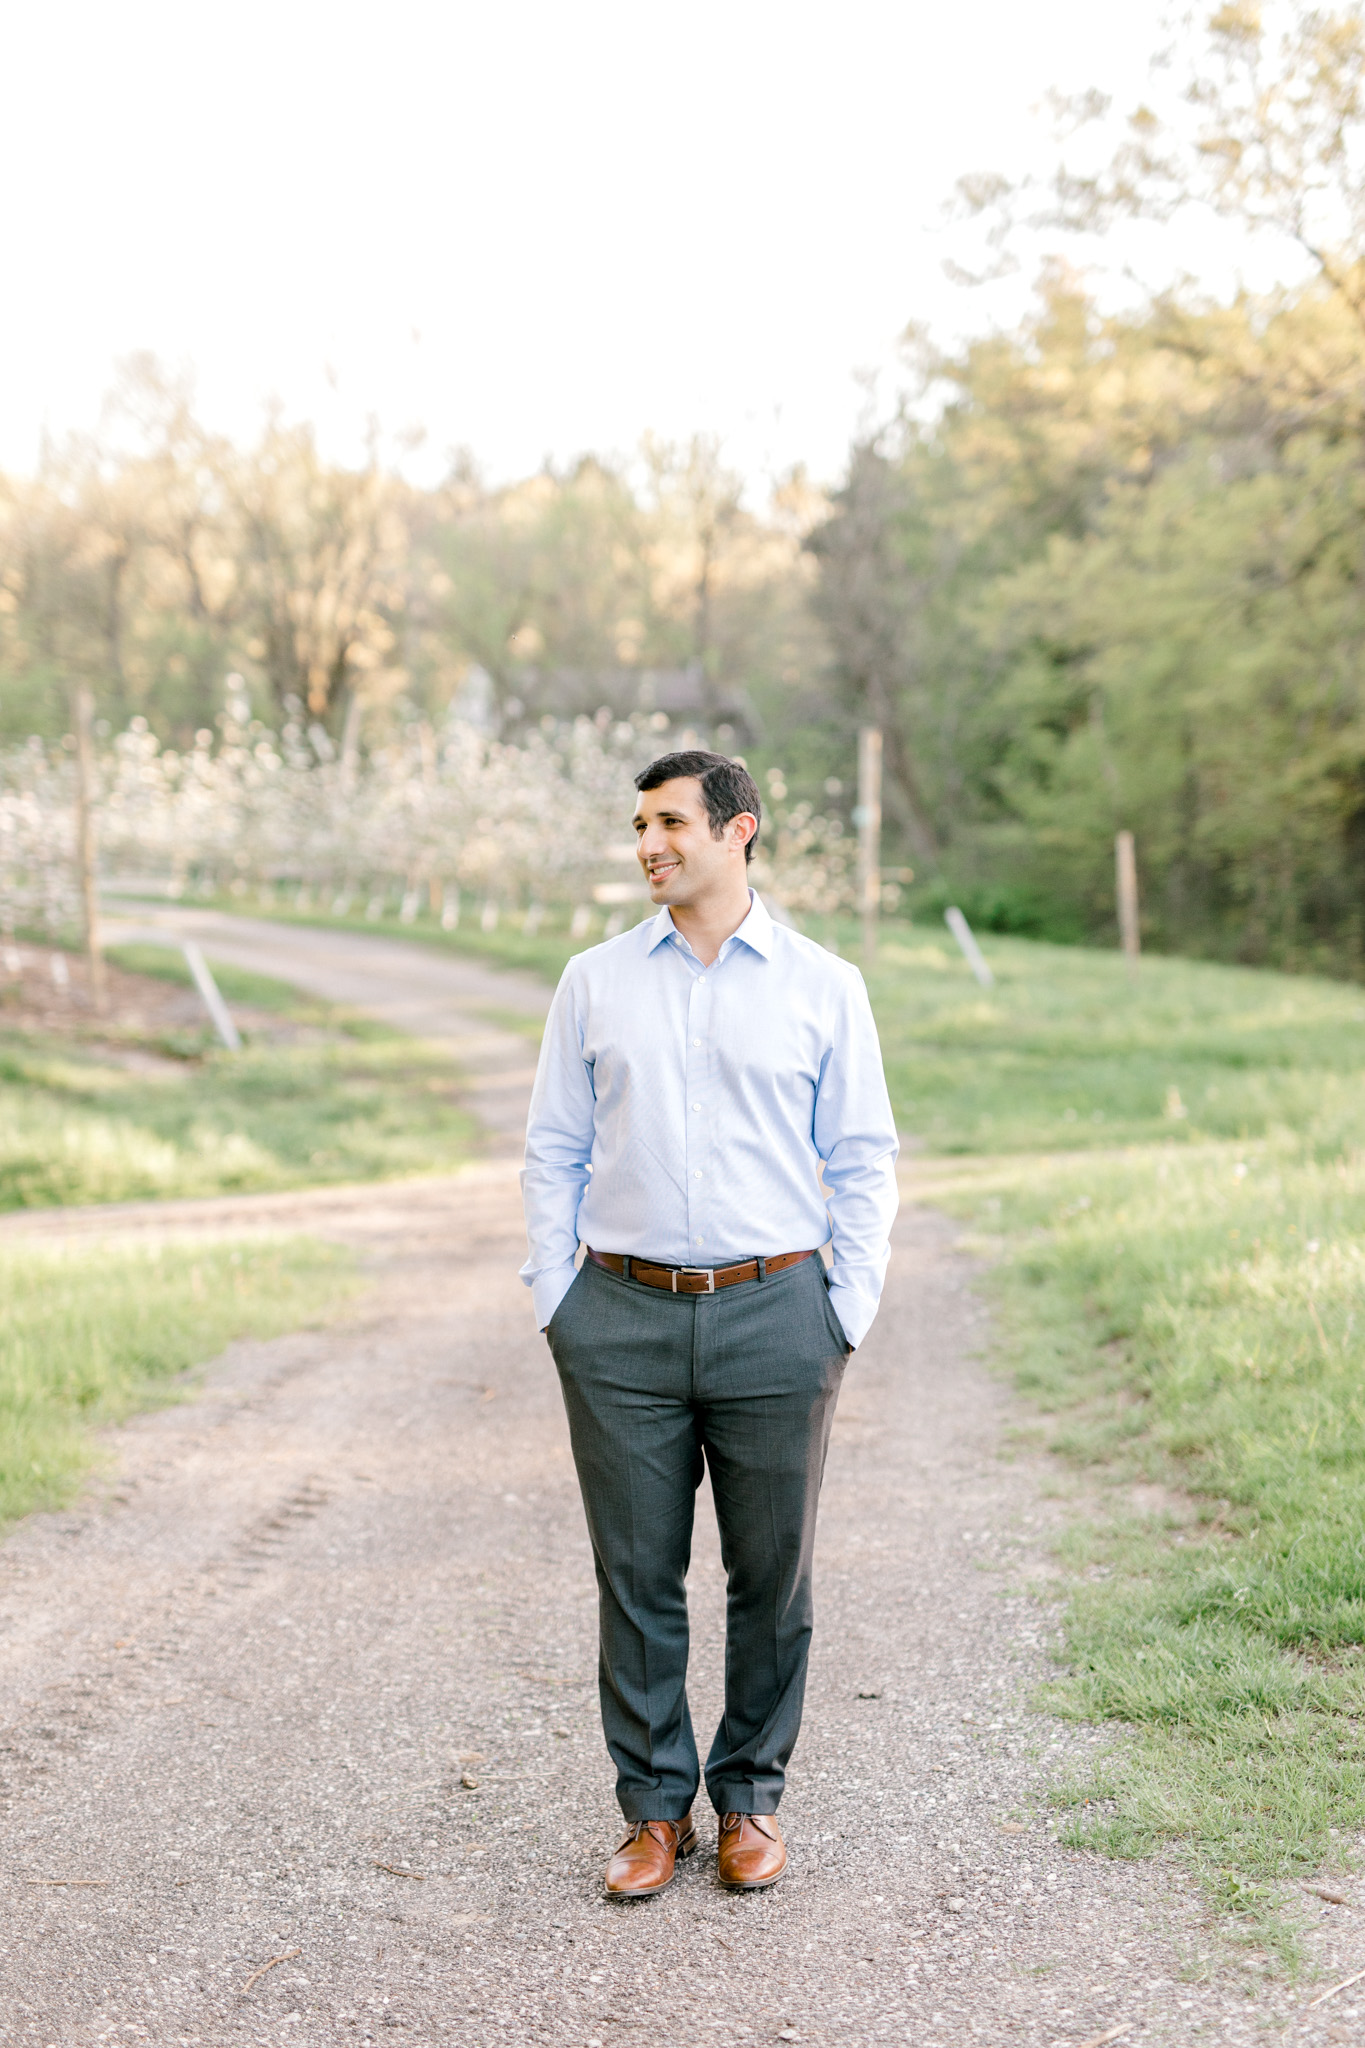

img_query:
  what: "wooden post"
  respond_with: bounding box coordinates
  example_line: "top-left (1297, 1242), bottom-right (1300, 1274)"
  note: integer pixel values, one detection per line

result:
top-left (1116, 829), bottom-right (1140, 977)
top-left (856, 726), bottom-right (882, 965)
top-left (71, 681), bottom-right (106, 1014)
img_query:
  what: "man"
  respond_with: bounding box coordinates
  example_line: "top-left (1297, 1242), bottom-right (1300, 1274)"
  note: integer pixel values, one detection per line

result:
top-left (520, 750), bottom-right (898, 1897)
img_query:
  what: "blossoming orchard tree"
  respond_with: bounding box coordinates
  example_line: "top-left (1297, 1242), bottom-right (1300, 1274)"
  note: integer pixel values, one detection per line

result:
top-left (0, 699), bottom-right (856, 960)
top-left (0, 739), bottom-right (81, 949)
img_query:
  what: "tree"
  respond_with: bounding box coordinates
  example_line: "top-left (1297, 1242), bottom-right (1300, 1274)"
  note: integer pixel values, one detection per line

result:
top-left (232, 419), bottom-right (412, 726)
top-left (806, 240), bottom-right (1365, 968)
top-left (806, 442), bottom-right (940, 859)
top-left (959, 5), bottom-right (1365, 332)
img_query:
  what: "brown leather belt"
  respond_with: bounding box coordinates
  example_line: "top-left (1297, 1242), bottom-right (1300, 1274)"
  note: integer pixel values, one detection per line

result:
top-left (586, 1247), bottom-right (817, 1295)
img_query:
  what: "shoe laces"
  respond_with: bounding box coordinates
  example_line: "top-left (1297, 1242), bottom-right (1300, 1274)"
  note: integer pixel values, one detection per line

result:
top-left (617, 1818), bottom-right (679, 1851)
top-left (721, 1811), bottom-right (773, 1840)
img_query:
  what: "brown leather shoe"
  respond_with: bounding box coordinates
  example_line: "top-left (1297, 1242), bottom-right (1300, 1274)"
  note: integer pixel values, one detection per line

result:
top-left (603, 1814), bottom-right (697, 1897)
top-left (717, 1810), bottom-right (787, 1889)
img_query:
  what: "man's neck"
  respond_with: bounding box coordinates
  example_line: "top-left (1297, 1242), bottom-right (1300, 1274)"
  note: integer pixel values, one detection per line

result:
top-left (668, 883), bottom-right (754, 968)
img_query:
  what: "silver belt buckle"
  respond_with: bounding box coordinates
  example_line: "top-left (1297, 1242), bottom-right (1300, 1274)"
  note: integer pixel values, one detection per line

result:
top-left (672, 1265), bottom-right (716, 1293)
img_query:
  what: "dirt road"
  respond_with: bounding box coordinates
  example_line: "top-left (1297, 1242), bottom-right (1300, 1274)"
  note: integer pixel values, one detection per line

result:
top-left (0, 917), bottom-right (1353, 2043)
top-left (99, 906), bottom-right (550, 1147)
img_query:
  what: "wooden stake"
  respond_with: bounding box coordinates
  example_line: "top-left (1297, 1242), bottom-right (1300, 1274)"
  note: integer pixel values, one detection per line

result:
top-left (180, 941), bottom-right (242, 1051)
top-left (857, 726), bottom-right (882, 965)
top-left (1115, 829), bottom-right (1140, 978)
top-left (71, 681), bottom-right (106, 1014)
top-left (944, 906), bottom-right (994, 988)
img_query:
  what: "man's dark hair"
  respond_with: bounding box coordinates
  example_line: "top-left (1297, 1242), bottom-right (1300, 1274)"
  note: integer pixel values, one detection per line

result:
top-left (634, 750), bottom-right (762, 864)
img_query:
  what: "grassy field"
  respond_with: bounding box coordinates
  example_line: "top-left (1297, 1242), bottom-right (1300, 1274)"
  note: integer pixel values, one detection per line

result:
top-left (195, 891), bottom-right (1365, 1154)
top-left (921, 1136), bottom-right (1365, 1957)
top-left (0, 946), bottom-right (478, 1209)
top-left (859, 919), bottom-right (1365, 1949)
top-left (866, 930), bottom-right (1365, 1157)
top-left (0, 1236), bottom-right (353, 1525)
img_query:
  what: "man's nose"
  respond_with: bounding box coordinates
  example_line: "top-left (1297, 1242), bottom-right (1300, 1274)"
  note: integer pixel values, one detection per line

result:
top-left (638, 826), bottom-right (669, 861)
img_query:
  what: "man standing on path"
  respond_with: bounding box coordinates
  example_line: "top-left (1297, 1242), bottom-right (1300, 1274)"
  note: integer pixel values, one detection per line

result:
top-left (520, 751), bottom-right (899, 1896)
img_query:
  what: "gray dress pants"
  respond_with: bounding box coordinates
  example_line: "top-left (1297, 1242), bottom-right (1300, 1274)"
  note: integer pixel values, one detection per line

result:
top-left (546, 1252), bottom-right (849, 1822)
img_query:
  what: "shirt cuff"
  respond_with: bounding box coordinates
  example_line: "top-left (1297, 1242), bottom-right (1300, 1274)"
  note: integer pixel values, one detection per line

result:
top-left (826, 1280), bottom-right (879, 1352)
top-left (531, 1262), bottom-right (580, 1333)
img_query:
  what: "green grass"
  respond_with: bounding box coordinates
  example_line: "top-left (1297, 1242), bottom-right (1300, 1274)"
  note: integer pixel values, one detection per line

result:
top-left (0, 960), bottom-right (478, 1209)
top-left (0, 1236), bottom-right (354, 1523)
top-left (854, 921), bottom-right (1365, 1954)
top-left (862, 929), bottom-right (1365, 1155)
top-left (104, 941), bottom-right (320, 1013)
top-left (185, 892), bottom-right (1365, 1154)
top-left (928, 1137), bottom-right (1365, 1958)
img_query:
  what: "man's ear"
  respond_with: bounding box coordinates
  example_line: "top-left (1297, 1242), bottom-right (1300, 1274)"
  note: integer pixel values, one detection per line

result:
top-left (731, 811), bottom-right (758, 852)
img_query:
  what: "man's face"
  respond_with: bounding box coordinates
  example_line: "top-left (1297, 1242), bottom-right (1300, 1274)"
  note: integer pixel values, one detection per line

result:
top-left (633, 777), bottom-right (752, 908)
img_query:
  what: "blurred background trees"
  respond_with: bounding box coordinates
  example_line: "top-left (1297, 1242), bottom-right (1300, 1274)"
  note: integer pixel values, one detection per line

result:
top-left (9, 6), bottom-right (1365, 975)
top-left (0, 398), bottom-right (827, 760)
top-left (811, 263), bottom-right (1365, 969)
top-left (809, 1), bottom-right (1365, 975)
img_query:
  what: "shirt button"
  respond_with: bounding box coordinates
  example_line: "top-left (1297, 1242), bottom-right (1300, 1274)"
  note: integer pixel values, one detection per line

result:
top-left (693, 1169), bottom-right (703, 1179)
top-left (691, 1102), bottom-right (701, 1112)
top-left (695, 1236), bottom-right (704, 1246)
top-left (692, 1038), bottom-right (701, 1047)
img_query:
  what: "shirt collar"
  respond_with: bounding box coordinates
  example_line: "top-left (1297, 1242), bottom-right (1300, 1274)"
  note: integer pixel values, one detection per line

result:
top-left (645, 889), bottom-right (774, 960)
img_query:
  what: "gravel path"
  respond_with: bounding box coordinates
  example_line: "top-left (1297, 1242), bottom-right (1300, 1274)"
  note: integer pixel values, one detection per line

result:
top-left (1, 916), bottom-right (1358, 2043)
top-left (4, 1172), bottom-right (1354, 2046)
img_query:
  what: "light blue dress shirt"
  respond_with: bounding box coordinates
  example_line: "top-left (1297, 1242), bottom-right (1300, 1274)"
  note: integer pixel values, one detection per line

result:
top-left (520, 891), bottom-right (899, 1348)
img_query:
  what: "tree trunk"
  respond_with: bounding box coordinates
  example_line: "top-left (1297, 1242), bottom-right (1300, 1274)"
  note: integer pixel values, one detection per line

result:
top-left (71, 681), bottom-right (106, 1014)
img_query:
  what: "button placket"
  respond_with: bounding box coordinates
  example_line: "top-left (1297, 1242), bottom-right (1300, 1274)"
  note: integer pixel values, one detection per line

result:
top-left (685, 968), bottom-right (712, 1251)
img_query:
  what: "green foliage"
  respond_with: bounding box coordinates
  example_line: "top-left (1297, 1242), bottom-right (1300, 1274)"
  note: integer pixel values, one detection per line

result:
top-left (909, 874), bottom-right (1087, 944)
top-left (0, 1237), bottom-right (352, 1524)
top-left (810, 267), bottom-right (1365, 975)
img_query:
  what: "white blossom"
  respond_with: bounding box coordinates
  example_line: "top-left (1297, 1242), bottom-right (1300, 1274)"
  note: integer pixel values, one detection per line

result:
top-left (1, 709), bottom-right (856, 933)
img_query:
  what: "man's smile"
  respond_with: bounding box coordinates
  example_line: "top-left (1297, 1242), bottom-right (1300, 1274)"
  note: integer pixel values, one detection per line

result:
top-left (646, 859), bottom-right (681, 884)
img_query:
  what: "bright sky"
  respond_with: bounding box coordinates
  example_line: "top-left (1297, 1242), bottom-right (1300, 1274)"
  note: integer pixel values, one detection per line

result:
top-left (2, 0), bottom-right (1302, 493)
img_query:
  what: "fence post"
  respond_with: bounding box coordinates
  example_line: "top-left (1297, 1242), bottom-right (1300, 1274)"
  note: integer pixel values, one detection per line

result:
top-left (856, 726), bottom-right (882, 964)
top-left (71, 681), bottom-right (106, 1014)
top-left (1115, 829), bottom-right (1140, 978)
